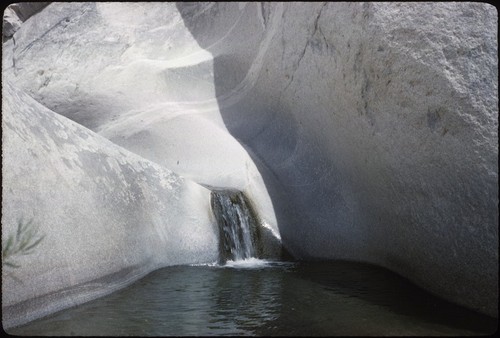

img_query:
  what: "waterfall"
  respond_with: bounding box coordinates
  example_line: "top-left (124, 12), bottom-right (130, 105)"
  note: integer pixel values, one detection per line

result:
top-left (210, 190), bottom-right (261, 264)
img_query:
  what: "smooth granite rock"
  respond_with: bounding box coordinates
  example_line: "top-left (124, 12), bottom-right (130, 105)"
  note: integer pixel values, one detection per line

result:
top-left (2, 1), bottom-right (281, 238)
top-left (176, 2), bottom-right (498, 317)
top-left (2, 1), bottom-right (498, 321)
top-left (2, 81), bottom-right (218, 328)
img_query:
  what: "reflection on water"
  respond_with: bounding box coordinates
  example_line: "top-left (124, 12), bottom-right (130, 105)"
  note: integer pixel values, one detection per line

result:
top-left (8, 260), bottom-right (497, 336)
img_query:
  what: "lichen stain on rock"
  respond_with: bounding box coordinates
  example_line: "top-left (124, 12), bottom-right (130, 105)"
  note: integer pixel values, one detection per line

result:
top-left (427, 107), bottom-right (443, 131)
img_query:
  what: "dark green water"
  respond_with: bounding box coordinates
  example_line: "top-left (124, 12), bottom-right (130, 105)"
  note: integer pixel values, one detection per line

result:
top-left (8, 259), bottom-right (497, 336)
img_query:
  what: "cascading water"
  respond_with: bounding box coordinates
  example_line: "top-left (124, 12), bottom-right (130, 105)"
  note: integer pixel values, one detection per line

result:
top-left (210, 190), bottom-right (262, 264)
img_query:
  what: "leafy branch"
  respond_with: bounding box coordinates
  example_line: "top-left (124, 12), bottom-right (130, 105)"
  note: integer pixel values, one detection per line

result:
top-left (2, 218), bottom-right (45, 282)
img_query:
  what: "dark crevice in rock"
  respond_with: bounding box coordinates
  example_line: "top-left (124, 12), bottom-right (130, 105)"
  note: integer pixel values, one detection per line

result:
top-left (284, 2), bottom-right (328, 92)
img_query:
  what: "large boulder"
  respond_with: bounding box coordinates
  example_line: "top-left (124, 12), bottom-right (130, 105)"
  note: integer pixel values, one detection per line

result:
top-left (3, 1), bottom-right (497, 319)
top-left (176, 2), bottom-right (498, 316)
top-left (2, 81), bottom-right (218, 328)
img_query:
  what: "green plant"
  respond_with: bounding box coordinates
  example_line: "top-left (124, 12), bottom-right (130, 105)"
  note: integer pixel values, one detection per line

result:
top-left (2, 218), bottom-right (45, 282)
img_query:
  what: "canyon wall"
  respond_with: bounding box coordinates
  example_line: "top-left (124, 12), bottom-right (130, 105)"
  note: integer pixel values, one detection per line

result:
top-left (2, 2), bottom-right (497, 322)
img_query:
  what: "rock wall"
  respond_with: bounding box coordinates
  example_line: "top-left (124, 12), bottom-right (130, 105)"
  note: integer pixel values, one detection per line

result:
top-left (177, 2), bottom-right (498, 317)
top-left (2, 82), bottom-right (218, 328)
top-left (2, 1), bottom-right (498, 320)
top-left (2, 2), bottom-right (281, 328)
top-left (2, 1), bottom-right (281, 237)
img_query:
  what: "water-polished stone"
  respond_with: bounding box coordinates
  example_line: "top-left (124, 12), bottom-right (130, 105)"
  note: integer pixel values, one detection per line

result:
top-left (2, 2), bottom-right (497, 322)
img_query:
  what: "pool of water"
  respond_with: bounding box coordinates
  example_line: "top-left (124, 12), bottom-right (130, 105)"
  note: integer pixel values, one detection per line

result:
top-left (8, 259), bottom-right (497, 336)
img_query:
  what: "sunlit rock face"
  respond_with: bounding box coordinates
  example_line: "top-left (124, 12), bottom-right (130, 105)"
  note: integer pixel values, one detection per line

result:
top-left (2, 1), bottom-right (280, 237)
top-left (2, 2), bottom-right (279, 328)
top-left (2, 0), bottom-right (498, 321)
top-left (2, 82), bottom-right (218, 328)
